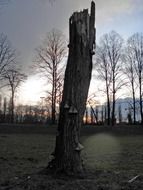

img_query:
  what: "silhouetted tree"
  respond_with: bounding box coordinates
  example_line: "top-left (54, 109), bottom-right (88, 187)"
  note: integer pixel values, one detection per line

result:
top-left (0, 94), bottom-right (2, 121)
top-left (87, 94), bottom-right (97, 124)
top-left (123, 40), bottom-right (137, 124)
top-left (109, 32), bottom-right (124, 126)
top-left (3, 97), bottom-right (7, 122)
top-left (15, 104), bottom-right (24, 123)
top-left (127, 106), bottom-right (132, 124)
top-left (101, 105), bottom-right (104, 124)
top-left (95, 106), bottom-right (99, 123)
top-left (127, 33), bottom-right (143, 124)
top-left (0, 94), bottom-right (2, 110)
top-left (0, 33), bottom-right (16, 85)
top-left (118, 104), bottom-right (122, 123)
top-left (96, 42), bottom-right (112, 125)
top-left (85, 107), bottom-right (88, 124)
top-left (97, 31), bottom-right (124, 126)
top-left (90, 107), bottom-right (94, 124)
top-left (35, 29), bottom-right (67, 124)
top-left (104, 105), bottom-right (107, 123)
top-left (3, 68), bottom-right (27, 123)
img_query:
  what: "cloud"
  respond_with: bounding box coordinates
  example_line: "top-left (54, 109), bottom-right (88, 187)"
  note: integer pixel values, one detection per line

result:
top-left (95, 0), bottom-right (135, 25)
top-left (98, 0), bottom-right (134, 12)
top-left (1, 0), bottom-right (141, 73)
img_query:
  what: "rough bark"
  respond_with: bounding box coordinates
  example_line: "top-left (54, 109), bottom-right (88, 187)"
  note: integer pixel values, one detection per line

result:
top-left (11, 88), bottom-right (14, 123)
top-left (112, 77), bottom-right (116, 126)
top-left (51, 68), bottom-right (56, 124)
top-left (106, 79), bottom-right (110, 125)
top-left (131, 78), bottom-right (136, 124)
top-left (139, 74), bottom-right (143, 124)
top-left (48, 1), bottom-right (95, 174)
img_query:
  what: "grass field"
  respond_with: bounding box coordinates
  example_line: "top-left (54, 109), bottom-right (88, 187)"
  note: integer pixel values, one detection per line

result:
top-left (0, 125), bottom-right (143, 189)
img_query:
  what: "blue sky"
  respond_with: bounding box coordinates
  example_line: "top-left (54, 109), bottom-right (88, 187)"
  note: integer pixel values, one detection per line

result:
top-left (0, 0), bottom-right (143, 104)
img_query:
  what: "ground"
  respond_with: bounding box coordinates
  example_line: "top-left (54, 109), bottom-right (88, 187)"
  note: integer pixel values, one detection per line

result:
top-left (0, 124), bottom-right (143, 190)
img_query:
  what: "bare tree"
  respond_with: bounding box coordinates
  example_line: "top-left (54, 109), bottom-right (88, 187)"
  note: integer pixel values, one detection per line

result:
top-left (3, 68), bottom-right (27, 123)
top-left (127, 33), bottom-right (143, 124)
top-left (0, 33), bottom-right (16, 85)
top-left (35, 29), bottom-right (67, 124)
top-left (118, 103), bottom-right (122, 123)
top-left (96, 43), bottom-right (112, 125)
top-left (123, 41), bottom-right (137, 124)
top-left (87, 93), bottom-right (98, 124)
top-left (109, 32), bottom-right (124, 126)
top-left (3, 97), bottom-right (7, 122)
top-left (96, 31), bottom-right (124, 126)
top-left (99, 31), bottom-right (124, 125)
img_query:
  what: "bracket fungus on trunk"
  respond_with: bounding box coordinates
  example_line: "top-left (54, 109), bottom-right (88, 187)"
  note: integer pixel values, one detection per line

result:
top-left (48, 1), bottom-right (96, 174)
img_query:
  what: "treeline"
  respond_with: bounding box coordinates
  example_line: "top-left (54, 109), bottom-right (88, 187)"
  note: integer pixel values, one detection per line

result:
top-left (0, 95), bottom-right (52, 124)
top-left (84, 99), bottom-right (140, 125)
top-left (95, 31), bottom-right (143, 126)
top-left (0, 93), bottom-right (139, 125)
top-left (0, 30), bottom-right (66, 124)
top-left (0, 30), bottom-right (143, 126)
top-left (0, 33), bottom-right (27, 123)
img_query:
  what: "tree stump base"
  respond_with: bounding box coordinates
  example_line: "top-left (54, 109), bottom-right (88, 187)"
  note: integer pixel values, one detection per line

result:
top-left (48, 1), bottom-right (95, 174)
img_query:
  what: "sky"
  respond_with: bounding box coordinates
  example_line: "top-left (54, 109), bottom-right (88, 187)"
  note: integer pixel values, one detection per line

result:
top-left (0, 0), bottom-right (143, 105)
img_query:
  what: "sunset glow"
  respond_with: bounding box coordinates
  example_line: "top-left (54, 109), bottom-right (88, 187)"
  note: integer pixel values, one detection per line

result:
top-left (18, 76), bottom-right (47, 105)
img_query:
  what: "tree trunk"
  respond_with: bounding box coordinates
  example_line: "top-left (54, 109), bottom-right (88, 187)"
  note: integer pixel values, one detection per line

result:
top-left (3, 98), bottom-right (7, 122)
top-left (51, 67), bottom-right (56, 124)
top-left (112, 77), bottom-right (116, 126)
top-left (48, 1), bottom-right (95, 174)
top-left (101, 105), bottom-right (104, 124)
top-left (105, 69), bottom-right (110, 126)
top-left (139, 75), bottom-right (143, 124)
top-left (106, 83), bottom-right (110, 126)
top-left (11, 89), bottom-right (14, 123)
top-left (85, 108), bottom-right (88, 124)
top-left (131, 79), bottom-right (136, 124)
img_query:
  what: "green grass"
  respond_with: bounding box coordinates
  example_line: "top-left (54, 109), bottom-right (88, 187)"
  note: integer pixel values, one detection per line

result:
top-left (82, 134), bottom-right (143, 174)
top-left (0, 126), bottom-right (143, 187)
top-left (0, 134), bottom-right (55, 183)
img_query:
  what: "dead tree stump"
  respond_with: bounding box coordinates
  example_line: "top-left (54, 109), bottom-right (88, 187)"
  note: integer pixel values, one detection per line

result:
top-left (48, 1), bottom-right (96, 174)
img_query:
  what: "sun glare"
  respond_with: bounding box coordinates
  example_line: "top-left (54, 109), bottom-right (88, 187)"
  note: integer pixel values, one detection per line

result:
top-left (18, 76), bottom-right (47, 105)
